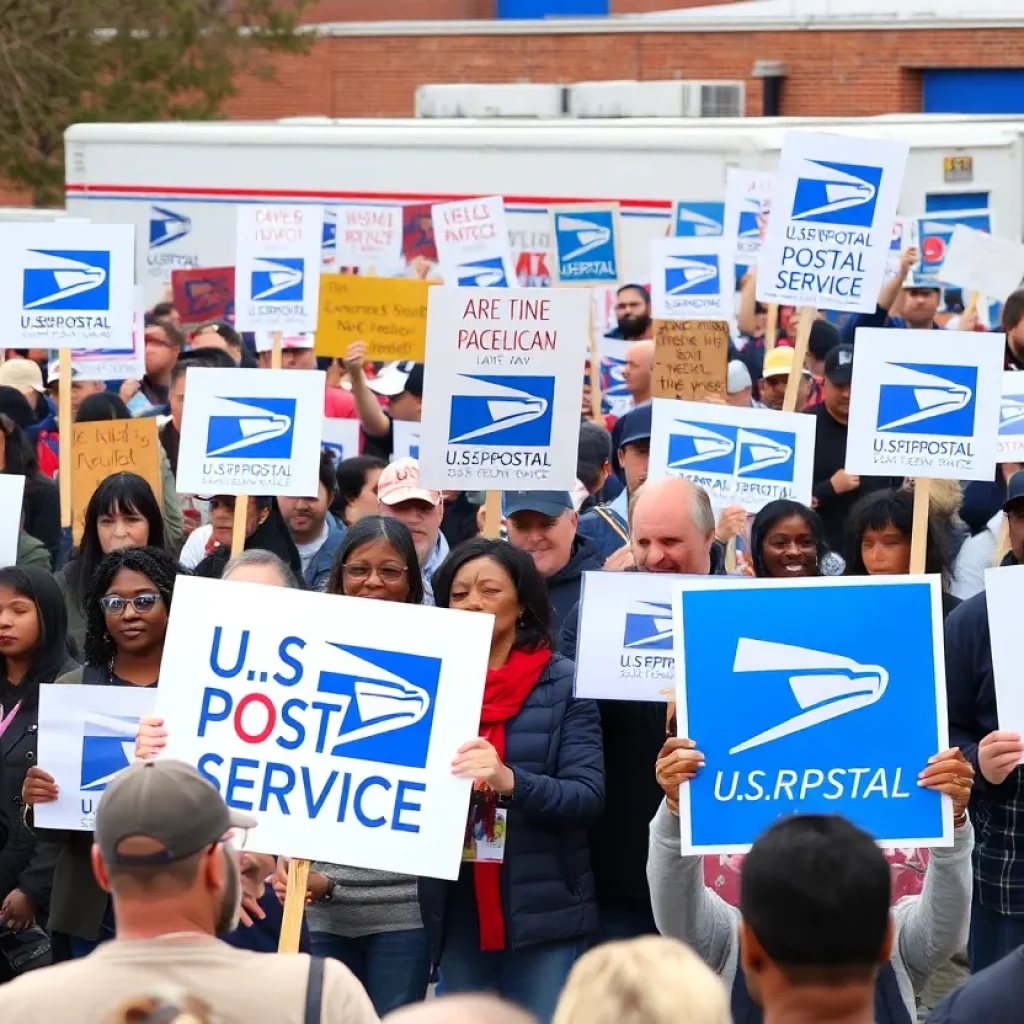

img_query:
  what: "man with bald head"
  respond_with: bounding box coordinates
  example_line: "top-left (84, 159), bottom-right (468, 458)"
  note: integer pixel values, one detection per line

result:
top-left (385, 994), bottom-right (536, 1024)
top-left (561, 476), bottom-right (721, 946)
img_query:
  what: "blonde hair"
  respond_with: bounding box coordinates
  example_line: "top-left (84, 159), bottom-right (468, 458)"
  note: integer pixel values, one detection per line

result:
top-left (901, 478), bottom-right (964, 522)
top-left (552, 936), bottom-right (732, 1024)
top-left (106, 990), bottom-right (216, 1024)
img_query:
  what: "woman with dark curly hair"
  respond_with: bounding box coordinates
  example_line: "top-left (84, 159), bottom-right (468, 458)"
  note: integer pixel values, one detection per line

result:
top-left (22, 547), bottom-right (182, 959)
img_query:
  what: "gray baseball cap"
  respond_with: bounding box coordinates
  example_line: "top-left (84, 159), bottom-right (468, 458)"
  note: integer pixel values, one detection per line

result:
top-left (96, 760), bottom-right (257, 867)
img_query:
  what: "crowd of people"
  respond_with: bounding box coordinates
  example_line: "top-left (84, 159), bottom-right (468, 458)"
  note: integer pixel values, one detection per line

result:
top-left (0, 247), bottom-right (1021, 1024)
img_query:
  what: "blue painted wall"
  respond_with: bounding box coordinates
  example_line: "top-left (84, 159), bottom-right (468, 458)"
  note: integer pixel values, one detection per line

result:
top-left (497, 0), bottom-right (609, 16)
top-left (923, 69), bottom-right (1024, 114)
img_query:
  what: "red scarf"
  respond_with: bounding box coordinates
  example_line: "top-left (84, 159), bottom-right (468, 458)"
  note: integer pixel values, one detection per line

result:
top-left (473, 645), bottom-right (551, 951)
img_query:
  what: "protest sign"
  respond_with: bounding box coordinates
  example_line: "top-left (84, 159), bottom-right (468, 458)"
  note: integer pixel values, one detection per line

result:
top-left (0, 475), bottom-right (25, 568)
top-left (72, 418), bottom-right (163, 545)
top-left (253, 331), bottom-right (312, 353)
top-left (235, 206), bottom-right (323, 332)
top-left (175, 367), bottom-right (326, 497)
top-left (672, 575), bottom-right (951, 854)
top-left (157, 576), bottom-right (492, 878)
top-left (845, 327), bottom-right (1003, 481)
top-left (550, 205), bottom-right (622, 285)
top-left (418, 287), bottom-right (589, 491)
top-left (598, 336), bottom-right (633, 418)
top-left (885, 216), bottom-right (921, 282)
top-left (998, 371), bottom-right (1024, 462)
top-left (723, 170), bottom-right (774, 265)
top-left (334, 204), bottom-right (403, 270)
top-left (917, 209), bottom-right (992, 283)
top-left (171, 266), bottom-right (235, 326)
top-left (322, 417), bottom-right (361, 465)
top-left (393, 420), bottom-right (422, 461)
top-left (316, 275), bottom-right (430, 362)
top-left (985, 564), bottom-right (1024, 755)
top-left (0, 221), bottom-right (135, 350)
top-left (36, 684), bottom-right (158, 831)
top-left (431, 196), bottom-right (516, 288)
top-left (672, 202), bottom-right (724, 237)
top-left (321, 209), bottom-right (337, 267)
top-left (69, 285), bottom-right (147, 382)
top-left (652, 320), bottom-right (730, 404)
top-left (573, 571), bottom-right (684, 702)
top-left (649, 397), bottom-right (815, 513)
top-left (756, 132), bottom-right (909, 314)
top-left (403, 203), bottom-right (438, 262)
top-left (650, 237), bottom-right (734, 322)
top-left (939, 225), bottom-right (1024, 302)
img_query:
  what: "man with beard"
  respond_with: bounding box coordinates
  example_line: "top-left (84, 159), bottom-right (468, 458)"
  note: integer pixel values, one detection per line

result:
top-left (605, 284), bottom-right (653, 341)
top-left (0, 761), bottom-right (378, 1023)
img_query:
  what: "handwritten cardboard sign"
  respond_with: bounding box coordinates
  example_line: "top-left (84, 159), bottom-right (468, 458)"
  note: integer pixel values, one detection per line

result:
top-left (652, 319), bottom-right (730, 403)
top-left (171, 267), bottom-right (235, 326)
top-left (316, 275), bottom-right (431, 362)
top-left (71, 419), bottom-right (163, 545)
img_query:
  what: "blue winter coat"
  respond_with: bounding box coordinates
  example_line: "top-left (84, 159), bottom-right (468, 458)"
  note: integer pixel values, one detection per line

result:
top-left (418, 653), bottom-right (603, 957)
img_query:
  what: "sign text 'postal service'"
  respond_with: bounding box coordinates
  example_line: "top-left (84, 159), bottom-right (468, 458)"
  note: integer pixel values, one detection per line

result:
top-left (672, 575), bottom-right (951, 854)
top-left (756, 132), bottom-right (909, 313)
top-left (234, 206), bottom-right (323, 333)
top-left (650, 236), bottom-right (734, 322)
top-left (998, 371), bottom-right (1024, 462)
top-left (175, 367), bottom-right (325, 497)
top-left (0, 221), bottom-right (135, 350)
top-left (431, 196), bottom-right (516, 289)
top-left (845, 328), bottom-right (1004, 481)
top-left (723, 170), bottom-right (775, 266)
top-left (157, 577), bottom-right (492, 879)
top-left (36, 685), bottom-right (158, 832)
top-left (550, 205), bottom-right (622, 285)
top-left (418, 287), bottom-right (589, 491)
top-left (649, 398), bottom-right (816, 513)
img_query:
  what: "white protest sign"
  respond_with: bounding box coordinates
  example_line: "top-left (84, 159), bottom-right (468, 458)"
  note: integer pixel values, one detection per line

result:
top-left (0, 221), bottom-right (135, 351)
top-left (0, 475), bottom-right (26, 568)
top-left (334, 204), bottom-right (403, 270)
top-left (648, 397), bottom-right (816, 513)
top-left (650, 236), bottom-right (734, 322)
top-left (234, 206), bottom-right (323, 332)
top-left (985, 564), bottom-right (1024, 758)
top-left (573, 571), bottom-right (682, 703)
top-left (175, 367), bottom-right (326, 496)
top-left (322, 417), bottom-right (362, 465)
top-left (157, 577), bottom-right (493, 878)
top-left (845, 328), bottom-right (1004, 481)
top-left (254, 331), bottom-right (313, 353)
top-left (598, 336), bottom-right (633, 418)
top-left (756, 131), bottom-right (909, 313)
top-left (431, 196), bottom-right (516, 288)
top-left (36, 684), bottom-right (158, 831)
top-left (885, 217), bottom-right (921, 283)
top-left (418, 287), bottom-right (589, 491)
top-left (723, 169), bottom-right (774, 266)
top-left (393, 420), bottom-right (422, 461)
top-left (67, 285), bottom-right (147, 382)
top-left (940, 225), bottom-right (1024, 302)
top-left (998, 371), bottom-right (1024, 462)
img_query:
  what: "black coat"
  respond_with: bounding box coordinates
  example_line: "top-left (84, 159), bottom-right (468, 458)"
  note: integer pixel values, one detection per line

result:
top-left (419, 654), bottom-right (603, 957)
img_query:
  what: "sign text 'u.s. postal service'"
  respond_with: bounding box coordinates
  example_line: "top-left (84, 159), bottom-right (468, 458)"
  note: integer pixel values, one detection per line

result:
top-left (648, 398), bottom-right (816, 513)
top-left (234, 205), bottom-right (323, 333)
top-left (573, 571), bottom-right (686, 703)
top-left (756, 131), bottom-right (909, 313)
top-left (672, 575), bottom-right (951, 854)
top-left (157, 577), bottom-right (493, 879)
top-left (175, 367), bottom-right (326, 497)
top-left (431, 196), bottom-right (517, 289)
top-left (723, 169), bottom-right (775, 266)
top-left (650, 236), bottom-right (734, 323)
top-left (998, 371), bottom-right (1024, 463)
top-left (550, 204), bottom-right (622, 285)
top-left (0, 221), bottom-right (136, 350)
top-left (418, 287), bottom-right (589, 491)
top-left (845, 328), bottom-right (1004, 481)
top-left (36, 684), bottom-right (158, 831)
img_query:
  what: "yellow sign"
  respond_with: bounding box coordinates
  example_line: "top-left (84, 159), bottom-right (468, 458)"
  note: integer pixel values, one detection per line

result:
top-left (316, 275), bottom-right (431, 362)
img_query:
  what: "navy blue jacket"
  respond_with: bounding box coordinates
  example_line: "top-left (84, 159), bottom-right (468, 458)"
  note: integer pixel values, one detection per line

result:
top-left (418, 654), bottom-right (603, 956)
top-left (547, 537), bottom-right (604, 647)
top-left (577, 505), bottom-right (629, 561)
top-left (928, 946), bottom-right (1024, 1023)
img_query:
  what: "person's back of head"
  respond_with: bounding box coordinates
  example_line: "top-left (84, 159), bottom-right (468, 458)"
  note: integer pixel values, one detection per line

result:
top-left (552, 936), bottom-right (730, 1024)
top-left (385, 994), bottom-right (537, 1024)
top-left (739, 815), bottom-right (892, 1007)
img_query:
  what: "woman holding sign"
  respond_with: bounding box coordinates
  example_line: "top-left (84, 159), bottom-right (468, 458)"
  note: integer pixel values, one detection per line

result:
top-left (424, 538), bottom-right (604, 1024)
top-left (22, 547), bottom-right (181, 958)
top-left (0, 566), bottom-right (76, 940)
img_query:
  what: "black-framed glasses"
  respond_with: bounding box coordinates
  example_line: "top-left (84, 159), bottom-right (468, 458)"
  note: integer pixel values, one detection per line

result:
top-left (342, 563), bottom-right (408, 583)
top-left (99, 592), bottom-right (162, 616)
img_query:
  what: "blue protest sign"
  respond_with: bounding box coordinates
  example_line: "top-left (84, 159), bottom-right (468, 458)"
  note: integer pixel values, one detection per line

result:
top-left (672, 202), bottom-right (725, 237)
top-left (551, 205), bottom-right (621, 284)
top-left (672, 576), bottom-right (951, 853)
top-left (918, 210), bottom-right (992, 283)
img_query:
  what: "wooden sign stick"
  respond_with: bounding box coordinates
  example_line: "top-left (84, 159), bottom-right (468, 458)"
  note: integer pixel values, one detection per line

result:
top-left (277, 857), bottom-right (311, 953)
top-left (58, 350), bottom-right (73, 529)
top-left (782, 307), bottom-right (817, 414)
top-left (483, 491), bottom-right (502, 540)
top-left (909, 478), bottom-right (932, 575)
top-left (230, 497), bottom-right (248, 557)
top-left (271, 330), bottom-right (284, 371)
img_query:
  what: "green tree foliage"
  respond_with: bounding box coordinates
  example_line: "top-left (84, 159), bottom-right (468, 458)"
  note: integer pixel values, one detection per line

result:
top-left (0, 0), bottom-right (309, 205)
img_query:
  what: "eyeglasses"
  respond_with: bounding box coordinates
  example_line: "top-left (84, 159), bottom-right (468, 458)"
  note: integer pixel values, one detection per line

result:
top-left (99, 592), bottom-right (162, 615)
top-left (342, 563), bottom-right (408, 583)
